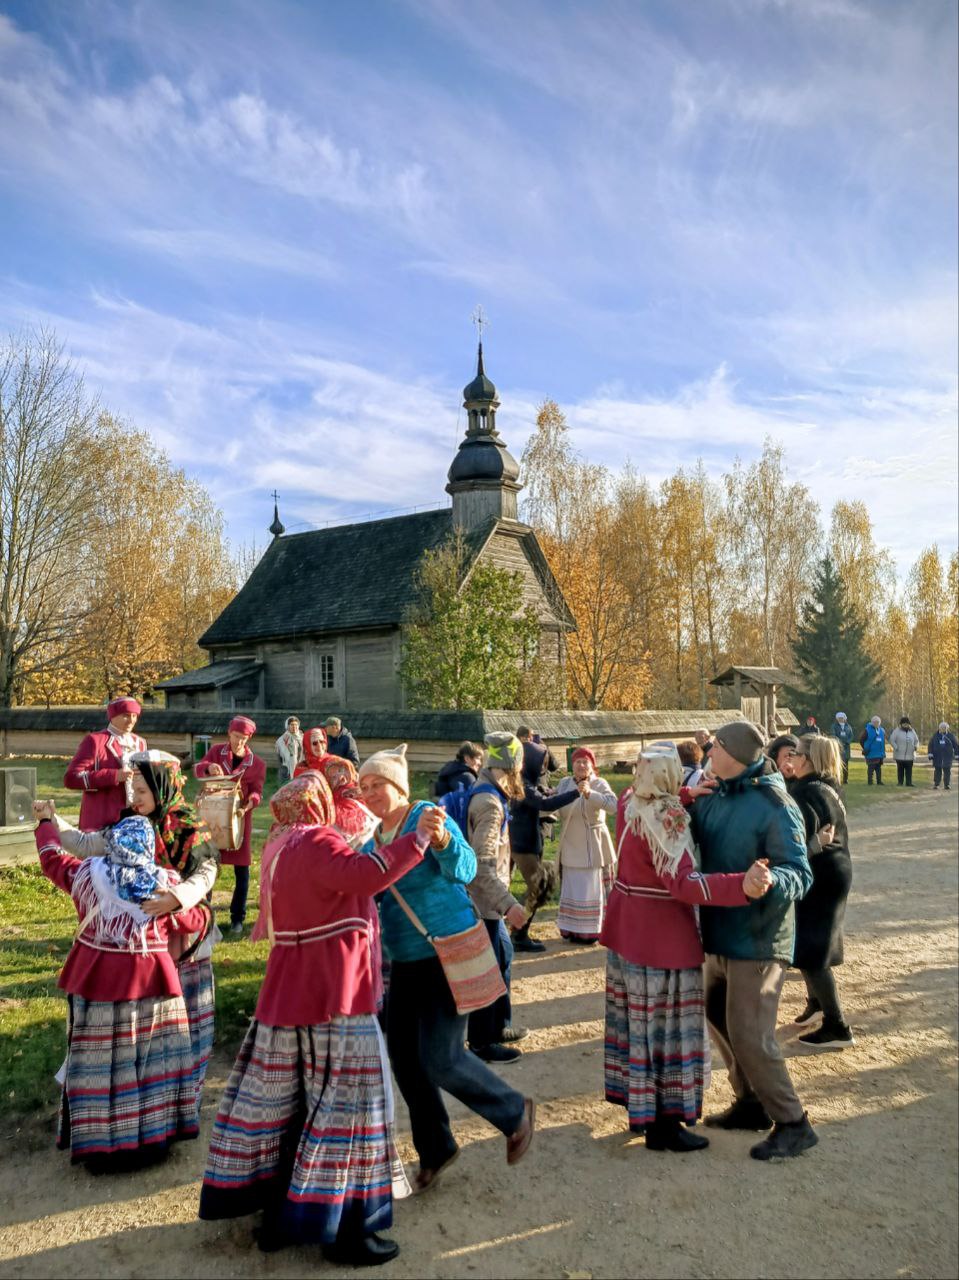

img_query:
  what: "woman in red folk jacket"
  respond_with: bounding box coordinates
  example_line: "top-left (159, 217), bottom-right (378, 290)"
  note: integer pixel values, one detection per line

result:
top-left (194, 715), bottom-right (266, 937)
top-left (601, 749), bottom-right (773, 1153)
top-left (199, 772), bottom-right (442, 1266)
top-left (34, 808), bottom-right (209, 1173)
top-left (63, 697), bottom-right (146, 830)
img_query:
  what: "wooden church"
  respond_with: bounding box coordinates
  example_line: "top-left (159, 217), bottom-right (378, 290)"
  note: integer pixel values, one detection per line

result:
top-left (159, 346), bottom-right (575, 713)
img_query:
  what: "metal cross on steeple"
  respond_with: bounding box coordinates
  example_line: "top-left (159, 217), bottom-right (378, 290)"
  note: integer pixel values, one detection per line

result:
top-left (470, 304), bottom-right (489, 341)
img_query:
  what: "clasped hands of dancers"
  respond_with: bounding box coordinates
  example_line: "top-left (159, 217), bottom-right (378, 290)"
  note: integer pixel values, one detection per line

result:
top-left (37, 709), bottom-right (831, 1264)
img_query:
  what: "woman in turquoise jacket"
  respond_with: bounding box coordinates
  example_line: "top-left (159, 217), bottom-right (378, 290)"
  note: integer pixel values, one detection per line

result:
top-left (357, 745), bottom-right (534, 1195)
top-left (862, 717), bottom-right (886, 785)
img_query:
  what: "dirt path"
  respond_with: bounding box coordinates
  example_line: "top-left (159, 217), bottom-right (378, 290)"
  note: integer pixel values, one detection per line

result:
top-left (1, 793), bottom-right (956, 1280)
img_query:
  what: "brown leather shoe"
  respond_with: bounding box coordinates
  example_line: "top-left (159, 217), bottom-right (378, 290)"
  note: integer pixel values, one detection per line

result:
top-left (413, 1148), bottom-right (459, 1194)
top-left (506, 1098), bottom-right (536, 1165)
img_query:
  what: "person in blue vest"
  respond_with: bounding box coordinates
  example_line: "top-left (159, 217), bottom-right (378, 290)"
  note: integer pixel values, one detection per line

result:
top-left (928, 723), bottom-right (959, 790)
top-left (861, 716), bottom-right (887, 785)
top-left (831, 712), bottom-right (854, 785)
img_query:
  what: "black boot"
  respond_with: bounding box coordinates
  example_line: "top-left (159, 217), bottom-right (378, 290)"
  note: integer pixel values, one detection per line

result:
top-left (644, 1117), bottom-right (709, 1152)
top-left (322, 1203), bottom-right (400, 1267)
top-left (705, 1096), bottom-right (772, 1130)
top-left (750, 1112), bottom-right (818, 1160)
top-left (321, 1234), bottom-right (400, 1267)
top-left (512, 924), bottom-right (546, 954)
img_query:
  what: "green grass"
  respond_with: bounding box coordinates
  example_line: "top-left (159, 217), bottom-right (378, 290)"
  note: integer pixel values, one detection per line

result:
top-left (0, 752), bottom-right (918, 1118)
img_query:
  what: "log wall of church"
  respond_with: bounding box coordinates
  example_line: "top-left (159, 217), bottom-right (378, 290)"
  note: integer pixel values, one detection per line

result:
top-left (345, 630), bottom-right (400, 710)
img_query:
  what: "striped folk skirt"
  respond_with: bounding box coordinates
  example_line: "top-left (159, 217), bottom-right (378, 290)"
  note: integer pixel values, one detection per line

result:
top-left (603, 950), bottom-right (707, 1128)
top-left (179, 957), bottom-right (215, 1107)
top-left (58, 994), bottom-right (199, 1163)
top-left (557, 865), bottom-right (613, 941)
top-left (199, 1015), bottom-right (409, 1245)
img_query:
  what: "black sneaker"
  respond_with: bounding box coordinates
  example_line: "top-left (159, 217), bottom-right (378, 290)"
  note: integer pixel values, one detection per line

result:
top-left (799, 1021), bottom-right (854, 1049)
top-left (750, 1113), bottom-right (818, 1160)
top-left (322, 1234), bottom-right (400, 1267)
top-left (704, 1097), bottom-right (772, 1130)
top-left (792, 1000), bottom-right (821, 1026)
top-left (470, 1043), bottom-right (521, 1064)
top-left (500, 1025), bottom-right (530, 1044)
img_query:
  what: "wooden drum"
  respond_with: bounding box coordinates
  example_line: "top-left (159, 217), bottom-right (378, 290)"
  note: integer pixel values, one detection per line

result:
top-left (197, 777), bottom-right (243, 852)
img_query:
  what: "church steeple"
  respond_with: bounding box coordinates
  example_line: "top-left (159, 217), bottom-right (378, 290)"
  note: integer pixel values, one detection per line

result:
top-left (446, 339), bottom-right (521, 530)
top-left (269, 492), bottom-right (285, 539)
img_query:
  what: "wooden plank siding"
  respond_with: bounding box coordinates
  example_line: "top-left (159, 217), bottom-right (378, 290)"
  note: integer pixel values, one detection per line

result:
top-left (345, 631), bottom-right (400, 711)
top-left (476, 530), bottom-right (563, 624)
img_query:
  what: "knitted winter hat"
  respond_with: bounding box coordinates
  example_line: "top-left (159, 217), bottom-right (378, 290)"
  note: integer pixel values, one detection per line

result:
top-left (484, 731), bottom-right (523, 769)
top-left (358, 744), bottom-right (409, 796)
top-left (714, 720), bottom-right (766, 767)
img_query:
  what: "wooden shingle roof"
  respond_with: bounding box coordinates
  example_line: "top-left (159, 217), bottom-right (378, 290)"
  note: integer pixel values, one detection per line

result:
top-left (199, 510), bottom-right (573, 648)
top-left (156, 659), bottom-right (262, 692)
top-left (710, 665), bottom-right (794, 687)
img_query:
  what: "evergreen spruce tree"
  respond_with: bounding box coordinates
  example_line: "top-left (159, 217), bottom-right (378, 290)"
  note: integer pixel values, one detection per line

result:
top-left (789, 554), bottom-right (884, 731)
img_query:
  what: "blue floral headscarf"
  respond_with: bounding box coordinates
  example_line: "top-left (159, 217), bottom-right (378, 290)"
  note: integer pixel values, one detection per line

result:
top-left (103, 815), bottom-right (161, 904)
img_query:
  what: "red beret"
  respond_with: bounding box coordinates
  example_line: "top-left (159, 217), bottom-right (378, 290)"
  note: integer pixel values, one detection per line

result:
top-left (229, 716), bottom-right (257, 736)
top-left (107, 697), bottom-right (141, 719)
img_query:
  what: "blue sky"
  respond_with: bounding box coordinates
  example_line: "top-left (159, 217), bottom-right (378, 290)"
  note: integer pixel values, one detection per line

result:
top-left (0, 0), bottom-right (955, 578)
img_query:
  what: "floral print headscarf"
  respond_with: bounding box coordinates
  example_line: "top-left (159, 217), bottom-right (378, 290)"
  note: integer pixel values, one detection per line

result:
top-left (624, 749), bottom-right (698, 877)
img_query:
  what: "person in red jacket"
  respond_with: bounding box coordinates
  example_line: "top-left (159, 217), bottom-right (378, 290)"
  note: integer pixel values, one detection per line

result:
top-left (63, 697), bottom-right (146, 830)
top-left (601, 749), bottom-right (773, 1153)
top-left (33, 808), bottom-right (209, 1172)
top-left (194, 715), bottom-right (266, 937)
top-left (199, 772), bottom-right (440, 1266)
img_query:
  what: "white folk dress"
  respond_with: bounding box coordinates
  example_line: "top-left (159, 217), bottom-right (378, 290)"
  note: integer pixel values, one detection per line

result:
top-left (555, 775), bottom-right (617, 940)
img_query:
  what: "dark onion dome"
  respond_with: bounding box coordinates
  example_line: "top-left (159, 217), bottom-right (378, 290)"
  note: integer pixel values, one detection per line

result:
top-left (269, 500), bottom-right (285, 538)
top-left (462, 342), bottom-right (498, 403)
top-left (447, 435), bottom-right (521, 484)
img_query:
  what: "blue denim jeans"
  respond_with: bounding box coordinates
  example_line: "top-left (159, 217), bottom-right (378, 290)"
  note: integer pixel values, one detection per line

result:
top-left (386, 955), bottom-right (525, 1170)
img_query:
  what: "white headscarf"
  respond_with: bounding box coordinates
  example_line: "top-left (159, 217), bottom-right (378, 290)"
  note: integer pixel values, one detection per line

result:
top-left (624, 749), bottom-right (698, 877)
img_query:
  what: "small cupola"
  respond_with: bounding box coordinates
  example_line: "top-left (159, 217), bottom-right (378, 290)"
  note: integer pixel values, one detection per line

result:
top-left (269, 492), bottom-right (285, 539)
top-left (447, 342), bottom-right (522, 529)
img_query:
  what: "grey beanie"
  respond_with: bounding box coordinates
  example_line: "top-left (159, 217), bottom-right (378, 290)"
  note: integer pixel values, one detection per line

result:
top-left (714, 720), bottom-right (766, 767)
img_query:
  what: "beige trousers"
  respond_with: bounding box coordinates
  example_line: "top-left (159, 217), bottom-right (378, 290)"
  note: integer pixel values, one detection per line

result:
top-left (704, 954), bottom-right (805, 1124)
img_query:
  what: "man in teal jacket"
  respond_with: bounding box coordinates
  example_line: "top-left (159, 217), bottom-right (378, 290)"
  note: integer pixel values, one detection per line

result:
top-left (689, 721), bottom-right (817, 1160)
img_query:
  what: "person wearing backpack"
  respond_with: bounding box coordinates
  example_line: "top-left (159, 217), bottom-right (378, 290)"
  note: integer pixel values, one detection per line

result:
top-left (464, 732), bottom-right (531, 1063)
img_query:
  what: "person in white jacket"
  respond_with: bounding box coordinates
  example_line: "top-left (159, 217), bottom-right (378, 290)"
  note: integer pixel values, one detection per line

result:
top-left (275, 716), bottom-right (303, 782)
top-left (889, 717), bottom-right (920, 787)
top-left (555, 747), bottom-right (618, 944)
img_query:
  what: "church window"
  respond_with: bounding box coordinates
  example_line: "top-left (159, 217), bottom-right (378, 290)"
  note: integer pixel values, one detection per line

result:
top-left (319, 653), bottom-right (335, 689)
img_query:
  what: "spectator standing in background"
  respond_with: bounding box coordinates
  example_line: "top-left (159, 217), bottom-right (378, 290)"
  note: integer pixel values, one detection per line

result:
top-left (323, 717), bottom-right (360, 767)
top-left (831, 712), bottom-right (854, 785)
top-left (676, 740), bottom-right (705, 787)
top-left (928, 723), bottom-right (958, 791)
top-left (434, 743), bottom-right (483, 798)
top-left (889, 717), bottom-right (919, 787)
top-left (275, 716), bottom-right (303, 783)
top-left (694, 728), bottom-right (714, 764)
top-left (861, 717), bottom-right (887, 785)
top-left (799, 714), bottom-right (821, 737)
top-left (516, 727), bottom-right (559, 785)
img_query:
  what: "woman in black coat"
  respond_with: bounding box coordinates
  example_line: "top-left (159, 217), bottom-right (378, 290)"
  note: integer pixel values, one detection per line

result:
top-left (508, 765), bottom-right (579, 953)
top-left (786, 735), bottom-right (854, 1050)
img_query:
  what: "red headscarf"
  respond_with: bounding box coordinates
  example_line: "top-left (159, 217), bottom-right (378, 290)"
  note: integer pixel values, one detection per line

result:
top-left (295, 726), bottom-right (329, 775)
top-left (312, 754), bottom-right (375, 841)
top-left (251, 773), bottom-right (337, 944)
